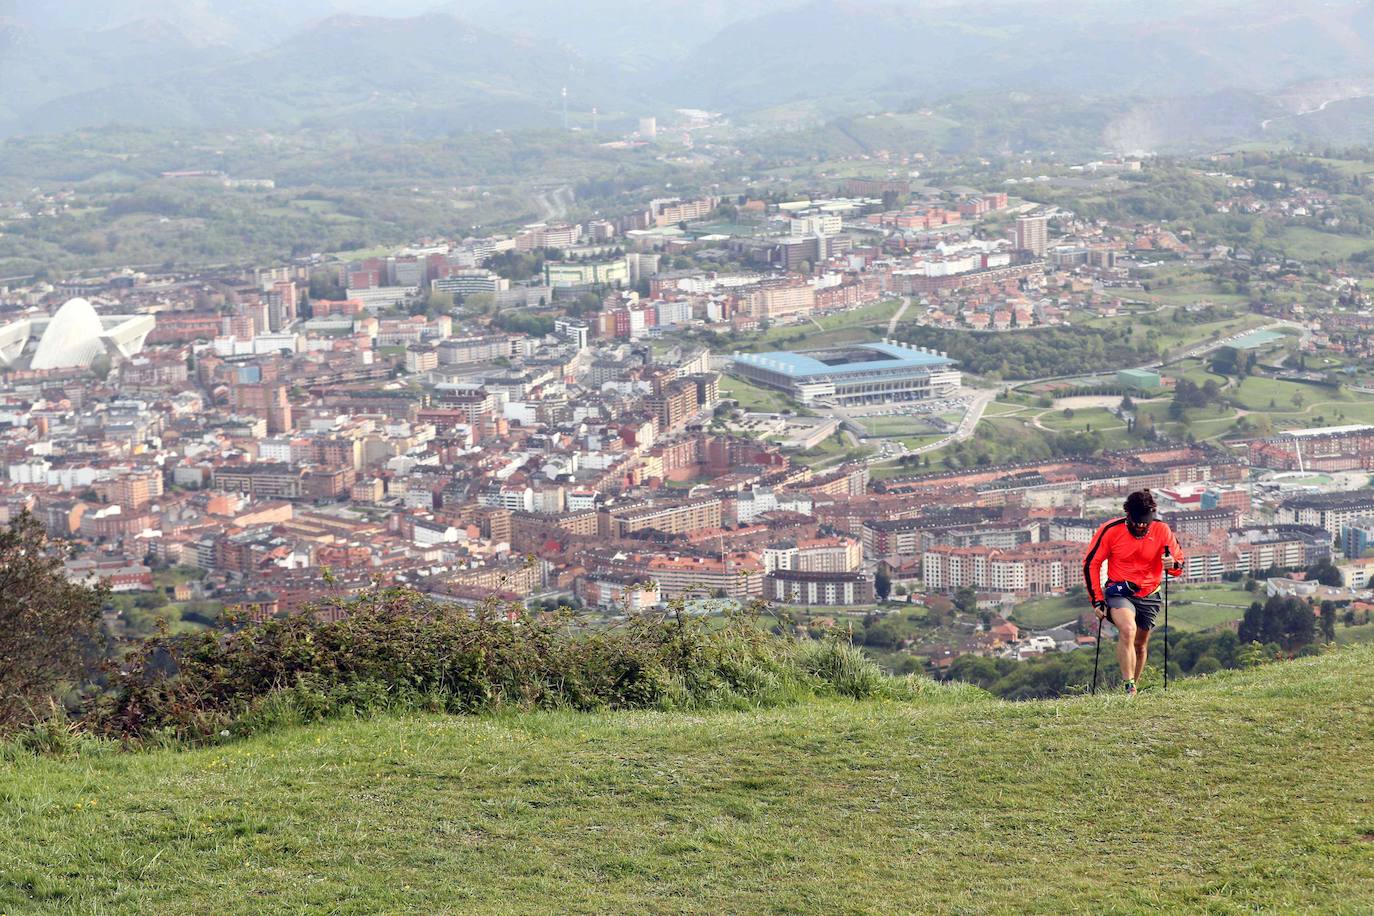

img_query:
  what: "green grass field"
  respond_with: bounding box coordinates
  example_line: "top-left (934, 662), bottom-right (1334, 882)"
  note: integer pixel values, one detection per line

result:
top-left (983, 400), bottom-right (1032, 417)
top-left (852, 414), bottom-right (944, 438)
top-left (896, 434), bottom-right (946, 450)
top-left (1083, 306), bottom-right (1270, 357)
top-left (1169, 358), bottom-right (1230, 387)
top-left (1311, 156), bottom-right (1374, 177)
top-left (3, 648), bottom-right (1372, 913)
top-left (1010, 585), bottom-right (1255, 631)
top-left (1137, 285), bottom-right (1253, 308)
top-left (1337, 622), bottom-right (1374, 645)
top-left (1122, 265), bottom-right (1253, 308)
top-left (719, 375), bottom-right (799, 414)
top-left (791, 435), bottom-right (872, 468)
top-left (1056, 369), bottom-right (1374, 442)
top-left (1038, 406), bottom-right (1121, 432)
top-left (868, 460), bottom-right (922, 479)
top-left (1274, 226), bottom-right (1374, 262)
top-left (1230, 377), bottom-right (1374, 427)
top-left (1166, 585), bottom-right (1259, 629)
top-left (1008, 595), bottom-right (1077, 628)
top-left (1153, 312), bottom-right (1273, 354)
top-left (739, 300), bottom-right (904, 352)
top-left (1232, 376), bottom-right (1326, 410)
top-left (1135, 400), bottom-right (1239, 430)
top-left (920, 415), bottom-right (1052, 466)
top-left (1129, 276), bottom-right (1253, 308)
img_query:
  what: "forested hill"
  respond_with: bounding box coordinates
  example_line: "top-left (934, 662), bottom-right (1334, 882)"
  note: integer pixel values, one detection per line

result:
top-left (8, 1), bottom-right (1374, 140)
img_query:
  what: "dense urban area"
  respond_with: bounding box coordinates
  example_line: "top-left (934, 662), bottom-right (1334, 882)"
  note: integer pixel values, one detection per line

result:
top-left (6, 4), bottom-right (1374, 913)
top-left (7, 125), bottom-right (1374, 699)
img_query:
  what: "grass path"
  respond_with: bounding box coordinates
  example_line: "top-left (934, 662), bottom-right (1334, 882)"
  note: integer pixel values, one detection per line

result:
top-left (2, 649), bottom-right (1373, 913)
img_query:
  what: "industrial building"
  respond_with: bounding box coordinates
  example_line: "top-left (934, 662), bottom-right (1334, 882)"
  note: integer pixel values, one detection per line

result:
top-left (1118, 368), bottom-right (1162, 391)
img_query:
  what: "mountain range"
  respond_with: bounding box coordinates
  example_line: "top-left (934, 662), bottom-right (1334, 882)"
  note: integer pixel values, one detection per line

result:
top-left (2, 0), bottom-right (1374, 150)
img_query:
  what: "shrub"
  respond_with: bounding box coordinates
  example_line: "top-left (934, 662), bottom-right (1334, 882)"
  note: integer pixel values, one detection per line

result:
top-left (83, 588), bottom-right (889, 743)
top-left (1192, 656), bottom-right (1222, 675)
top-left (1, 708), bottom-right (91, 759)
top-left (794, 639), bottom-right (885, 699)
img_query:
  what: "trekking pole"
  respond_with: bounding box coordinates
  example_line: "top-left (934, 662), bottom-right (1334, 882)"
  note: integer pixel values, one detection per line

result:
top-left (1162, 546), bottom-right (1171, 690)
top-left (1091, 611), bottom-right (1103, 696)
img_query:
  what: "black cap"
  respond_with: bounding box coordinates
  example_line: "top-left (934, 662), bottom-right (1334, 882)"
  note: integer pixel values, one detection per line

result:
top-left (1127, 506), bottom-right (1154, 524)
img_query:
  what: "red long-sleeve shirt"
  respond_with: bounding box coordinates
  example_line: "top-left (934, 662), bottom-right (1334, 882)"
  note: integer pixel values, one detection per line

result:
top-left (1082, 517), bottom-right (1184, 603)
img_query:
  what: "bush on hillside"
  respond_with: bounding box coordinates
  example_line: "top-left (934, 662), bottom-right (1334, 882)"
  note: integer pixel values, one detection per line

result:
top-left (82, 588), bottom-right (896, 744)
top-left (0, 512), bottom-right (107, 732)
top-left (795, 640), bottom-right (885, 699)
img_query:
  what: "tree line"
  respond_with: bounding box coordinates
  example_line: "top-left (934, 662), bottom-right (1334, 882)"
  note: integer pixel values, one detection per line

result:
top-left (946, 592), bottom-right (1341, 700)
top-left (898, 324), bottom-right (1139, 380)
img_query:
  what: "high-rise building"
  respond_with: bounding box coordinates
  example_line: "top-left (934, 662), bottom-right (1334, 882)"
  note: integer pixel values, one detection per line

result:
top-left (267, 281), bottom-right (298, 331)
top-left (1014, 214), bottom-right (1049, 256)
top-left (554, 319), bottom-right (589, 349)
top-left (231, 382), bottom-right (293, 434)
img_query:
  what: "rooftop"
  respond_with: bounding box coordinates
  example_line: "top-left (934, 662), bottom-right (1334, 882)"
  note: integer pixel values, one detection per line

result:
top-left (1283, 424), bottom-right (1374, 438)
top-left (1281, 491), bottom-right (1374, 509)
top-left (733, 342), bottom-right (955, 378)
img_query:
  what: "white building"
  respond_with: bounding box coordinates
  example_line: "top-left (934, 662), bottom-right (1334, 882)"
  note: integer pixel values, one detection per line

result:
top-left (0, 297), bottom-right (154, 370)
top-left (413, 519), bottom-right (460, 547)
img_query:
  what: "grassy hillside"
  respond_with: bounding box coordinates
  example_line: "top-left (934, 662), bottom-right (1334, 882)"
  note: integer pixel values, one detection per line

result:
top-left (4, 648), bottom-right (1373, 913)
top-left (1011, 583), bottom-right (1256, 630)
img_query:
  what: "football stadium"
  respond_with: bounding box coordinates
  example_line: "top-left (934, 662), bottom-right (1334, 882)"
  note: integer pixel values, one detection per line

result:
top-left (730, 341), bottom-right (960, 406)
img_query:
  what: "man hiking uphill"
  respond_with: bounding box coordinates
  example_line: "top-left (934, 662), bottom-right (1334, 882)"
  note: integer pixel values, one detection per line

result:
top-left (1083, 489), bottom-right (1184, 697)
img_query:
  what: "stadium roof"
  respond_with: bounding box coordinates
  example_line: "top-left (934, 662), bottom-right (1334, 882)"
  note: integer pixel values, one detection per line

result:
top-left (733, 342), bottom-right (955, 378)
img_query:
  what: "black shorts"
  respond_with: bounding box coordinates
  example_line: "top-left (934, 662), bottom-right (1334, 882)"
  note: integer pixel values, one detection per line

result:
top-left (1106, 593), bottom-right (1161, 631)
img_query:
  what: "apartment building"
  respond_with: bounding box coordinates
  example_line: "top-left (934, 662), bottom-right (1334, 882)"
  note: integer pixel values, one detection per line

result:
top-left (922, 542), bottom-right (1079, 596)
top-left (765, 569), bottom-right (873, 607)
top-left (640, 553), bottom-right (763, 600)
top-left (745, 279), bottom-right (816, 320)
top-left (1278, 492), bottom-right (1374, 536)
top-left (212, 464), bottom-right (304, 500)
top-left (763, 536), bottom-right (863, 573)
top-left (1014, 214), bottom-right (1049, 256)
top-left (605, 498), bottom-right (723, 538)
top-left (230, 382), bottom-right (293, 434)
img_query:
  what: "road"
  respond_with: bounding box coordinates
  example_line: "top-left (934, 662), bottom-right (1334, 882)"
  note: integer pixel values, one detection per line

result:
top-left (906, 387), bottom-right (997, 456)
top-left (827, 386), bottom-right (997, 466)
top-left (1262, 95), bottom-right (1347, 130)
top-left (886, 297), bottom-right (912, 336)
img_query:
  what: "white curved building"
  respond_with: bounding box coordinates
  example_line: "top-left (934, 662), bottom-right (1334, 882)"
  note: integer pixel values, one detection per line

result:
top-left (0, 297), bottom-right (154, 371)
top-left (31, 298), bottom-right (106, 369)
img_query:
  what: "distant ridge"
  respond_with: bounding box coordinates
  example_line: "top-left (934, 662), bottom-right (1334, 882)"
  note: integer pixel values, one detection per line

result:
top-left (5, 1), bottom-right (1374, 146)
